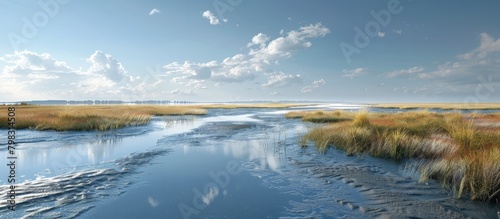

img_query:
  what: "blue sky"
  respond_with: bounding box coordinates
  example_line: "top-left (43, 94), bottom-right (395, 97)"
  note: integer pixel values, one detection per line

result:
top-left (1, 0), bottom-right (499, 103)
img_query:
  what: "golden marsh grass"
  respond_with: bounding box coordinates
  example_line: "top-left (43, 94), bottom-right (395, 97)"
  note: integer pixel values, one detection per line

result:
top-left (287, 110), bottom-right (500, 202)
top-left (0, 105), bottom-right (207, 131)
top-left (0, 103), bottom-right (305, 131)
top-left (373, 103), bottom-right (500, 110)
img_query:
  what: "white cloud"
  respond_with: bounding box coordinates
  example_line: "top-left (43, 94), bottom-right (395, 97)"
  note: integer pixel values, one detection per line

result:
top-left (0, 24), bottom-right (331, 101)
top-left (165, 61), bottom-right (216, 80)
top-left (247, 33), bottom-right (270, 48)
top-left (301, 79), bottom-right (325, 93)
top-left (385, 33), bottom-right (500, 97)
top-left (378, 32), bottom-right (386, 38)
top-left (169, 89), bottom-right (194, 96)
top-left (0, 50), bottom-right (168, 101)
top-left (164, 23), bottom-right (330, 84)
top-left (186, 79), bottom-right (207, 89)
top-left (458, 33), bottom-right (500, 60)
top-left (393, 29), bottom-right (402, 35)
top-left (0, 50), bottom-right (79, 100)
top-left (343, 68), bottom-right (368, 78)
top-left (384, 66), bottom-right (425, 78)
top-left (262, 72), bottom-right (302, 89)
top-left (398, 34), bottom-right (500, 81)
top-left (251, 23), bottom-right (330, 61)
top-left (86, 50), bottom-right (130, 83)
top-left (149, 8), bottom-right (161, 16)
top-left (202, 10), bottom-right (219, 25)
top-left (2, 50), bottom-right (72, 75)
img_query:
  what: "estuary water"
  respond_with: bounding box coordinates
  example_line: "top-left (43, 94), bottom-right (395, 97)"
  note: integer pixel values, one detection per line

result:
top-left (0, 105), bottom-right (499, 218)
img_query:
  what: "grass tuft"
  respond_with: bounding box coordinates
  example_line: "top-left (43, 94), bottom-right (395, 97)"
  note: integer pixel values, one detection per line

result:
top-left (353, 110), bottom-right (370, 127)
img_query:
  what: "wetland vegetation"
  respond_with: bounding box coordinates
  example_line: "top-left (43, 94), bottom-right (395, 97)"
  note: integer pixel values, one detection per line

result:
top-left (287, 109), bottom-right (500, 203)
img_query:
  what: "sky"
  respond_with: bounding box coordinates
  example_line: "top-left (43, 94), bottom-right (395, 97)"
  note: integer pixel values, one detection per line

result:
top-left (0, 0), bottom-right (499, 103)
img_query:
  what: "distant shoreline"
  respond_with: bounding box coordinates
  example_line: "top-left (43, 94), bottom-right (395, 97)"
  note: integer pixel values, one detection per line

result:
top-left (3, 101), bottom-right (500, 110)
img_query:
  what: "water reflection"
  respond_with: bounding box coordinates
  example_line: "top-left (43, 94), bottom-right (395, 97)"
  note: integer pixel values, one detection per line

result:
top-left (15, 134), bottom-right (124, 177)
top-left (222, 135), bottom-right (288, 172)
top-left (0, 119), bottom-right (178, 182)
top-left (148, 196), bottom-right (160, 208)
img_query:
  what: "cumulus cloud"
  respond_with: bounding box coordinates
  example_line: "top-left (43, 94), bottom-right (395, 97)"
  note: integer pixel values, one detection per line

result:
top-left (149, 8), bottom-right (161, 15)
top-left (301, 79), bottom-right (325, 93)
top-left (164, 23), bottom-right (330, 86)
top-left (247, 33), bottom-right (270, 48)
top-left (0, 50), bottom-right (168, 101)
top-left (343, 68), bottom-right (368, 78)
top-left (378, 32), bottom-right (386, 38)
top-left (165, 61), bottom-right (216, 80)
top-left (0, 50), bottom-right (81, 99)
top-left (202, 10), bottom-right (219, 25)
top-left (1, 50), bottom-right (73, 75)
top-left (262, 72), bottom-right (302, 88)
top-left (250, 23), bottom-right (330, 61)
top-left (86, 50), bottom-right (131, 83)
top-left (0, 24), bottom-right (331, 101)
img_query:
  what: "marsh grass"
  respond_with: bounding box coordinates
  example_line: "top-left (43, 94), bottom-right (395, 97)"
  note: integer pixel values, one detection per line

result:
top-left (287, 109), bottom-right (500, 202)
top-left (286, 110), bottom-right (352, 123)
top-left (197, 103), bottom-right (310, 109)
top-left (0, 105), bottom-right (207, 131)
top-left (373, 103), bottom-right (500, 110)
top-left (0, 103), bottom-right (303, 131)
